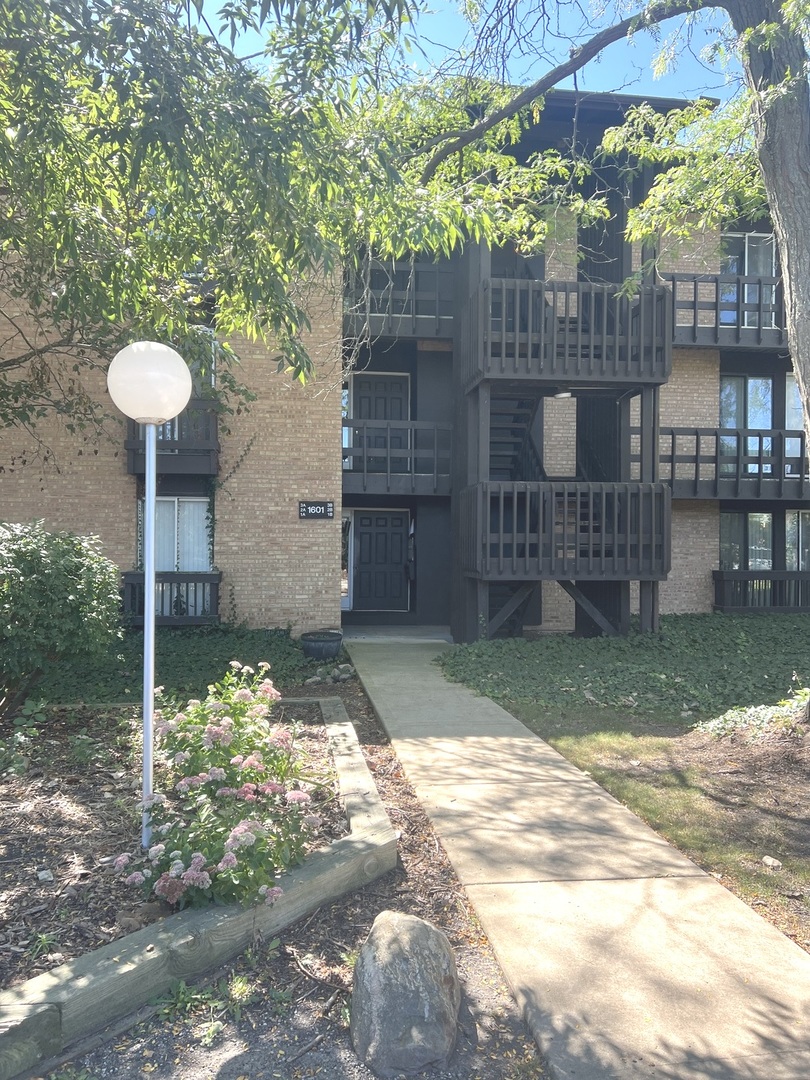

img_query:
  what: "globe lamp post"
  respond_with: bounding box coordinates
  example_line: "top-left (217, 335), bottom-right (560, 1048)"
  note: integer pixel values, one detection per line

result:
top-left (107, 342), bottom-right (192, 847)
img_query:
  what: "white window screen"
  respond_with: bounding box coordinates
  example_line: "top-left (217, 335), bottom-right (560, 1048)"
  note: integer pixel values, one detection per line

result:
top-left (786, 511), bottom-right (810, 572)
top-left (141, 497), bottom-right (211, 572)
top-left (178, 500), bottom-right (210, 571)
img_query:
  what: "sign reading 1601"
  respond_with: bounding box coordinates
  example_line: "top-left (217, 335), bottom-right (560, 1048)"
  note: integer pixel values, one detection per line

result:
top-left (299, 500), bottom-right (335, 520)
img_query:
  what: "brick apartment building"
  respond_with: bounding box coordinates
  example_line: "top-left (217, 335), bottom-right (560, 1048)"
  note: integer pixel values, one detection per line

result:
top-left (1, 89), bottom-right (805, 641)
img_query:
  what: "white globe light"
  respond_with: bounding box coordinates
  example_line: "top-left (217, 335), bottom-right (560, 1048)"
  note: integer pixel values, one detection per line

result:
top-left (107, 341), bottom-right (193, 423)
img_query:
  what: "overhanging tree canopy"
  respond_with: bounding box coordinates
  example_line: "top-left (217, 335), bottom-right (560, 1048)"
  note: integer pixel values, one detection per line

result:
top-left (0, 0), bottom-right (487, 438)
top-left (412, 0), bottom-right (810, 426)
top-left (6, 0), bottom-right (810, 445)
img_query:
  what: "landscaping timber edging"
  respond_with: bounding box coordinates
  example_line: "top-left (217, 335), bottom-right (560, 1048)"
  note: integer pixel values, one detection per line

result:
top-left (0, 697), bottom-right (397, 1080)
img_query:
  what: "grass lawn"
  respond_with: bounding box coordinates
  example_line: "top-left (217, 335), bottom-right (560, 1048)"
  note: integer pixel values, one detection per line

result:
top-left (439, 613), bottom-right (810, 945)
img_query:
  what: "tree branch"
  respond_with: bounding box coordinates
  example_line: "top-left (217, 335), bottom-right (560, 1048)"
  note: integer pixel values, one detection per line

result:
top-left (419, 0), bottom-right (724, 184)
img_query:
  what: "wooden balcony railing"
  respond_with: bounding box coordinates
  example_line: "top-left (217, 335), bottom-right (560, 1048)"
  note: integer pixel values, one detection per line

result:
top-left (122, 571), bottom-right (222, 625)
top-left (460, 481), bottom-right (671, 580)
top-left (636, 427), bottom-right (810, 499)
top-left (344, 260), bottom-right (455, 339)
top-left (662, 274), bottom-right (786, 348)
top-left (714, 571), bottom-right (810, 612)
top-left (466, 280), bottom-right (671, 386)
top-left (125, 399), bottom-right (219, 475)
top-left (342, 419), bottom-right (452, 495)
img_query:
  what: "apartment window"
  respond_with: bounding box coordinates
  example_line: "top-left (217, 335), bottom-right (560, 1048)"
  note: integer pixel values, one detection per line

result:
top-left (786, 511), bottom-right (810, 571)
top-left (719, 374), bottom-right (773, 474)
top-left (139, 497), bottom-right (212, 572)
top-left (720, 512), bottom-right (773, 570)
top-left (785, 374), bottom-right (805, 467)
top-left (720, 232), bottom-right (777, 328)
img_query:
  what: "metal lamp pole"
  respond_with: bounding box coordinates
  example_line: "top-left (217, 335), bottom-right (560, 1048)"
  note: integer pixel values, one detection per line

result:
top-left (107, 342), bottom-right (192, 848)
top-left (141, 420), bottom-right (158, 848)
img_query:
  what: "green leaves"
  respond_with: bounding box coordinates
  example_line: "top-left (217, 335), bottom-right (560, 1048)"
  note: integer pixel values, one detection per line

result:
top-left (0, 521), bottom-right (122, 719)
top-left (0, 0), bottom-right (434, 424)
top-left (439, 614), bottom-right (810, 720)
top-left (601, 96), bottom-right (768, 250)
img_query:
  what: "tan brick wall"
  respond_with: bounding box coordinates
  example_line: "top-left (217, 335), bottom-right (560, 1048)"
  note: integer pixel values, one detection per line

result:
top-left (0, 286), bottom-right (344, 633)
top-left (543, 397), bottom-right (577, 475)
top-left (545, 210), bottom-right (578, 281)
top-left (660, 501), bottom-right (718, 614)
top-left (629, 349), bottom-right (720, 486)
top-left (659, 349), bottom-right (720, 427)
top-left (538, 580), bottom-right (575, 632)
top-left (215, 290), bottom-right (343, 633)
top-left (0, 360), bottom-right (137, 569)
top-left (658, 227), bottom-right (721, 276)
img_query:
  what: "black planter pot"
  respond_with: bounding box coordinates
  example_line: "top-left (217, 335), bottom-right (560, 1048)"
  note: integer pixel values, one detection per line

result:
top-left (299, 629), bottom-right (344, 661)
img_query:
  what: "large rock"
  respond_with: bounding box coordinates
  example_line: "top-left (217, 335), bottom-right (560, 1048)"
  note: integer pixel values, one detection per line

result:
top-left (350, 910), bottom-right (461, 1077)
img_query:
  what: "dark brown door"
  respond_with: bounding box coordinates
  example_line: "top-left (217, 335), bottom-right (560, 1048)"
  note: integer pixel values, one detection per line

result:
top-left (353, 511), bottom-right (409, 611)
top-left (353, 375), bottom-right (409, 472)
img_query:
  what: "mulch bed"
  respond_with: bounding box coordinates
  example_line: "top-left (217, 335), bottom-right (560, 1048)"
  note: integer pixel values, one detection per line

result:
top-left (0, 699), bottom-right (345, 989)
top-left (1, 681), bottom-right (548, 1080)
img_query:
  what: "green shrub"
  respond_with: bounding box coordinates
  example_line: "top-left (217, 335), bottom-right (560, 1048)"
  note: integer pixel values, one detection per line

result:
top-left (0, 521), bottom-right (122, 719)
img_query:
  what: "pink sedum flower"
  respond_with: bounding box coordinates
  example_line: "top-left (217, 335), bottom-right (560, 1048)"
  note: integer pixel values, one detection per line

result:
top-left (241, 755), bottom-right (265, 772)
top-left (285, 790), bottom-right (311, 805)
top-left (217, 852), bottom-right (238, 871)
top-left (182, 868), bottom-right (212, 889)
top-left (114, 853), bottom-right (131, 871)
top-left (258, 679), bottom-right (282, 700)
top-left (154, 873), bottom-right (187, 905)
top-left (125, 871), bottom-right (145, 886)
top-left (258, 885), bottom-right (283, 905)
top-left (259, 782), bottom-right (284, 796)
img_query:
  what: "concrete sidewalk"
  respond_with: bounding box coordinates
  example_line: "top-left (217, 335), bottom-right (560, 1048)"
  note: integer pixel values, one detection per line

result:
top-left (345, 641), bottom-right (810, 1080)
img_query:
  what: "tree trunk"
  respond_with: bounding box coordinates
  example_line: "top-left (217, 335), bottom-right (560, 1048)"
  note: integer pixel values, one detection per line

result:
top-left (725, 0), bottom-right (810, 429)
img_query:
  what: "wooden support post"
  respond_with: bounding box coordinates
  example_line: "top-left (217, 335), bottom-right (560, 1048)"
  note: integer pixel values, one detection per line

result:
top-left (638, 580), bottom-right (660, 633)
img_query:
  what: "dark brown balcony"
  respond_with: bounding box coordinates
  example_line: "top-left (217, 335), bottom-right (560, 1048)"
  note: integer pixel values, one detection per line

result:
top-left (125, 399), bottom-right (219, 475)
top-left (122, 571), bottom-right (222, 625)
top-left (342, 419), bottom-right (452, 495)
top-left (714, 571), bottom-right (810, 612)
top-left (643, 428), bottom-right (809, 499)
top-left (462, 280), bottom-right (671, 387)
top-left (459, 481), bottom-right (671, 580)
top-left (344, 260), bottom-right (454, 339)
top-left (662, 274), bottom-right (786, 348)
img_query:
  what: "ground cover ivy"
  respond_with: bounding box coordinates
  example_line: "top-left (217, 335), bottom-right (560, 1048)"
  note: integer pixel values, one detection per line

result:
top-left (116, 662), bottom-right (327, 908)
top-left (438, 614), bottom-right (810, 718)
top-left (37, 625), bottom-right (317, 704)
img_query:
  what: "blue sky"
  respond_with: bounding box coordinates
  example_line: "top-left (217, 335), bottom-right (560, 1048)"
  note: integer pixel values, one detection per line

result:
top-left (218, 0), bottom-right (741, 103)
top-left (409, 1), bottom-right (740, 101)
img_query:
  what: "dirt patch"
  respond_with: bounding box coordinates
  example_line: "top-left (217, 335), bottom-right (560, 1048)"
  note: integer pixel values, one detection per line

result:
top-left (594, 716), bottom-right (810, 952)
top-left (1, 682), bottom-right (547, 1080)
